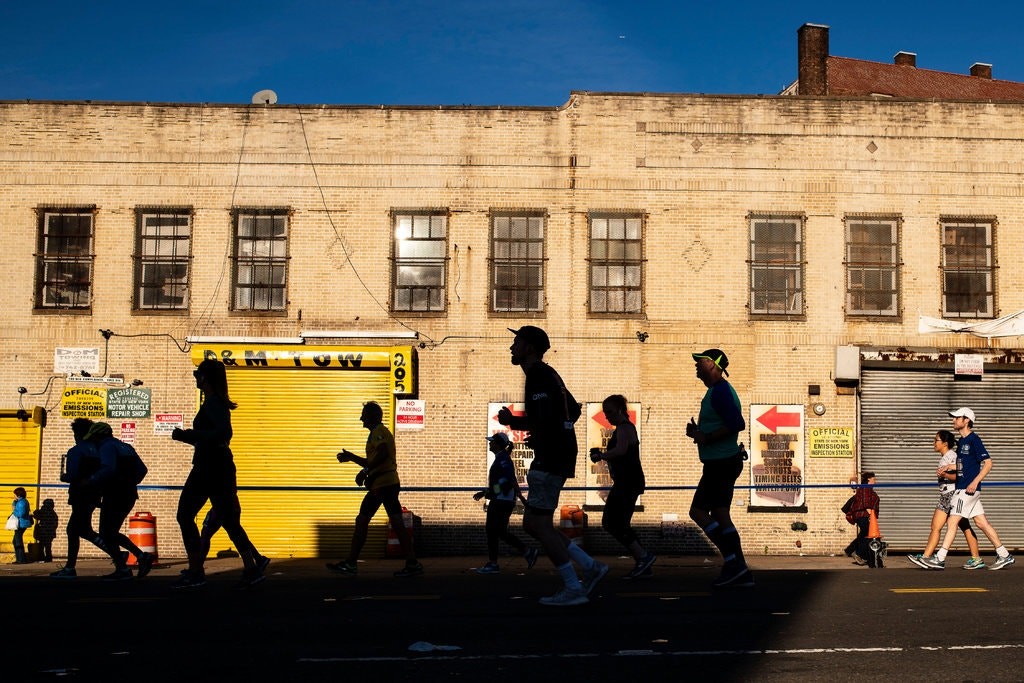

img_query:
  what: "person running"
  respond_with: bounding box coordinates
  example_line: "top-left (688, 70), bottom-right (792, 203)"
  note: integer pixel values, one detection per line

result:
top-left (473, 432), bottom-right (539, 574)
top-left (172, 359), bottom-right (265, 589)
top-left (198, 503), bottom-right (270, 573)
top-left (50, 418), bottom-right (108, 578)
top-left (326, 401), bottom-right (423, 578)
top-left (920, 408), bottom-right (1015, 571)
top-left (686, 348), bottom-right (753, 588)
top-left (908, 430), bottom-right (982, 569)
top-left (498, 325), bottom-right (607, 606)
top-left (81, 421), bottom-right (153, 580)
top-left (590, 394), bottom-right (656, 579)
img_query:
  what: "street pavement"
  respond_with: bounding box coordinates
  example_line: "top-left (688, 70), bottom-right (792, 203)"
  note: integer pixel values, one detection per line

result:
top-left (3, 552), bottom-right (1022, 682)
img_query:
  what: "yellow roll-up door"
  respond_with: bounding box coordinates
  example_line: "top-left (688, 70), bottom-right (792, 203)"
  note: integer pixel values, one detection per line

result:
top-left (0, 408), bottom-right (44, 557)
top-left (190, 346), bottom-right (405, 559)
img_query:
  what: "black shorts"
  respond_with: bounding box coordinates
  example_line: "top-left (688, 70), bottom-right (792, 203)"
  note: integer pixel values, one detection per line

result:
top-left (358, 484), bottom-right (404, 518)
top-left (692, 452), bottom-right (744, 511)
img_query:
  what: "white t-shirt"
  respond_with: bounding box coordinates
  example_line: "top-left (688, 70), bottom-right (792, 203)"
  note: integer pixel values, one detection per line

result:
top-left (937, 449), bottom-right (956, 492)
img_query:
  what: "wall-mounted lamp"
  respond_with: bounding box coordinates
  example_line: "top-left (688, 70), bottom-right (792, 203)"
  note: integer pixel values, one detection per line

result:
top-left (131, 379), bottom-right (144, 387)
top-left (636, 331), bottom-right (649, 343)
top-left (812, 402), bottom-right (827, 416)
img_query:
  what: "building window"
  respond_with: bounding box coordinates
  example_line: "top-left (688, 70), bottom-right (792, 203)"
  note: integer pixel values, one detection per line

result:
top-left (749, 214), bottom-right (804, 316)
top-left (134, 209), bottom-right (192, 311)
top-left (232, 209), bottom-right (288, 312)
top-left (845, 215), bottom-right (900, 317)
top-left (942, 218), bottom-right (995, 319)
top-left (392, 211), bottom-right (447, 312)
top-left (589, 213), bottom-right (643, 314)
top-left (490, 212), bottom-right (545, 313)
top-left (36, 209), bottom-right (94, 310)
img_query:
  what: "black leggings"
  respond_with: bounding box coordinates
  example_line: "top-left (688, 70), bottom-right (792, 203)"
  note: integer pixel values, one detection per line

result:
top-left (177, 465), bottom-right (255, 569)
top-left (602, 484), bottom-right (643, 548)
top-left (484, 499), bottom-right (527, 561)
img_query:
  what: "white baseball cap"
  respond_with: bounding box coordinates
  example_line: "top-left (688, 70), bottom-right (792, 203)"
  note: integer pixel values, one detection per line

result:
top-left (949, 407), bottom-right (976, 422)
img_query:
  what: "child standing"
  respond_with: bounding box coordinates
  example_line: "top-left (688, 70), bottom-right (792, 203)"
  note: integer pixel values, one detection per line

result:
top-left (473, 432), bottom-right (539, 574)
top-left (31, 498), bottom-right (59, 563)
top-left (9, 487), bottom-right (34, 564)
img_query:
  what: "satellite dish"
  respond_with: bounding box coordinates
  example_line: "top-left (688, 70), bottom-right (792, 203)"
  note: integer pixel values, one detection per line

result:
top-left (252, 89), bottom-right (278, 105)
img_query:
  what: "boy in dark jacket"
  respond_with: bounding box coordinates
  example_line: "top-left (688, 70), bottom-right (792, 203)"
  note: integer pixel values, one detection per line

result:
top-left (846, 471), bottom-right (880, 567)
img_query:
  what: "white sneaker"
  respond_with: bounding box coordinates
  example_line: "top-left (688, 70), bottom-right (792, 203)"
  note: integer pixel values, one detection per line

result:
top-left (989, 554), bottom-right (1015, 571)
top-left (539, 587), bottom-right (588, 606)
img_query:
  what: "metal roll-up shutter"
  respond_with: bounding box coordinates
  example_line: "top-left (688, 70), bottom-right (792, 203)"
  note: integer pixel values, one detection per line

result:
top-left (0, 409), bottom-right (43, 558)
top-left (861, 368), bottom-right (1024, 551)
top-left (225, 369), bottom-right (395, 558)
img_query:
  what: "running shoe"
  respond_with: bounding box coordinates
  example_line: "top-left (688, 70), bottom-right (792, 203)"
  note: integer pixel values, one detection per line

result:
top-left (712, 562), bottom-right (755, 588)
top-left (171, 570), bottom-right (207, 589)
top-left (136, 552), bottom-right (155, 578)
top-left (918, 555), bottom-right (945, 570)
top-left (49, 566), bottom-right (77, 578)
top-left (474, 562), bottom-right (500, 574)
top-left (236, 567), bottom-right (266, 589)
top-left (989, 554), bottom-right (1015, 570)
top-left (394, 561), bottom-right (424, 578)
top-left (101, 566), bottom-right (133, 582)
top-left (257, 555), bottom-right (272, 574)
top-left (962, 557), bottom-right (986, 570)
top-left (524, 547), bottom-right (540, 570)
top-left (582, 561), bottom-right (609, 595)
top-left (539, 587), bottom-right (588, 606)
top-left (326, 560), bottom-right (357, 576)
top-left (907, 554), bottom-right (931, 569)
top-left (624, 552), bottom-right (657, 580)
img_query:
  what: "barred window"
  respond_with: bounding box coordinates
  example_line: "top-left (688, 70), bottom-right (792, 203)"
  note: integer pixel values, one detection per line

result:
top-left (749, 214), bottom-right (803, 316)
top-left (589, 214), bottom-right (643, 314)
top-left (134, 210), bottom-right (191, 311)
top-left (491, 212), bottom-right (545, 313)
top-left (846, 216), bottom-right (900, 317)
top-left (942, 219), bottom-right (994, 319)
top-left (392, 211), bottom-right (447, 312)
top-left (36, 210), bottom-right (94, 310)
top-left (233, 209), bottom-right (288, 312)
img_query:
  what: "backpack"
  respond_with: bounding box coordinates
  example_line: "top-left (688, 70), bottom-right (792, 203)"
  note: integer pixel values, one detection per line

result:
top-left (115, 440), bottom-right (148, 486)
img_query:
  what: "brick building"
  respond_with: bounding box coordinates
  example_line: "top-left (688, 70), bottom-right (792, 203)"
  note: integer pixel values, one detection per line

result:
top-left (2, 24), bottom-right (1023, 562)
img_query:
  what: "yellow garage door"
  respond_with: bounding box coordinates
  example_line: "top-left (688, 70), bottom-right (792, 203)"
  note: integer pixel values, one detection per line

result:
top-left (0, 408), bottom-right (44, 556)
top-left (191, 345), bottom-right (409, 559)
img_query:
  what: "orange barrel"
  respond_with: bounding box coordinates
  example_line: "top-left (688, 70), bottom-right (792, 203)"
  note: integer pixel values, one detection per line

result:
top-left (385, 507), bottom-right (414, 558)
top-left (559, 504), bottom-right (587, 548)
top-left (127, 511), bottom-right (158, 566)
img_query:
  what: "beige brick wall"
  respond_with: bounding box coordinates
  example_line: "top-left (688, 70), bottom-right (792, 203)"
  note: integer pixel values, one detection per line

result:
top-left (2, 94), bottom-right (1022, 559)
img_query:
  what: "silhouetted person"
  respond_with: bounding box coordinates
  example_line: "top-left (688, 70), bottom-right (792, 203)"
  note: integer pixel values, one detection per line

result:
top-left (31, 499), bottom-right (58, 563)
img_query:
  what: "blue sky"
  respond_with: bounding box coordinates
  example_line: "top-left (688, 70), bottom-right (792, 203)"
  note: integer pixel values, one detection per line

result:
top-left (3, 1), bottom-right (1023, 106)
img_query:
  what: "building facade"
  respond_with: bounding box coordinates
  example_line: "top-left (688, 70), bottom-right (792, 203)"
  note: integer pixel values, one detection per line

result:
top-left (3, 39), bottom-right (1024, 560)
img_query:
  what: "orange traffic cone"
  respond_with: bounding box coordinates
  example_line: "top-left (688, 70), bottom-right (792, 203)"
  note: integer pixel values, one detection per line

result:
top-left (867, 508), bottom-right (881, 539)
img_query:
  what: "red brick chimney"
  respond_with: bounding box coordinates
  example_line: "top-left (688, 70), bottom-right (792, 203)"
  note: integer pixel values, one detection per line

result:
top-left (797, 23), bottom-right (829, 96)
top-left (894, 52), bottom-right (917, 67)
top-left (970, 62), bottom-right (993, 79)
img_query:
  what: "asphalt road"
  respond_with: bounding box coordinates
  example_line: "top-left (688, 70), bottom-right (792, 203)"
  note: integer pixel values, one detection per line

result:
top-left (4, 552), bottom-right (1021, 682)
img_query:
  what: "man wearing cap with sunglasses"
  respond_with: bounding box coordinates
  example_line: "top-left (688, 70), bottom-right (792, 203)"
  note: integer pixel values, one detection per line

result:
top-left (687, 348), bottom-right (753, 588)
top-left (919, 408), bottom-right (1015, 571)
top-left (498, 325), bottom-right (608, 606)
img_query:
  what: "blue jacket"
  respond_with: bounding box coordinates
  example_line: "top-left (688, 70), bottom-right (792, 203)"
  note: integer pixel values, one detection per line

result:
top-left (11, 497), bottom-right (33, 529)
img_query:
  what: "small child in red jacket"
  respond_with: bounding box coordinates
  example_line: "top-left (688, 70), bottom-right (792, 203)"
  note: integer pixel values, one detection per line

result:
top-left (845, 471), bottom-right (880, 567)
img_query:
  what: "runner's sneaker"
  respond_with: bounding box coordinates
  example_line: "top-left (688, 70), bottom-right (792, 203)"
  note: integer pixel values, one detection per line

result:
top-left (851, 553), bottom-right (868, 566)
top-left (712, 562), bottom-right (755, 588)
top-left (907, 554), bottom-right (931, 569)
top-left (474, 562), bottom-right (500, 575)
top-left (171, 570), bottom-right (207, 589)
top-left (539, 587), bottom-right (588, 606)
top-left (102, 566), bottom-right (133, 582)
top-left (524, 547), bottom-right (540, 570)
top-left (989, 554), bottom-right (1015, 571)
top-left (236, 567), bottom-right (266, 589)
top-left (50, 566), bottom-right (76, 578)
top-left (918, 555), bottom-right (945, 570)
top-left (326, 560), bottom-right (357, 576)
top-left (582, 561), bottom-right (609, 596)
top-left (624, 552), bottom-right (658, 580)
top-left (962, 557), bottom-right (987, 570)
top-left (136, 552), bottom-right (155, 578)
top-left (394, 561), bottom-right (424, 578)
top-left (257, 555), bottom-right (271, 574)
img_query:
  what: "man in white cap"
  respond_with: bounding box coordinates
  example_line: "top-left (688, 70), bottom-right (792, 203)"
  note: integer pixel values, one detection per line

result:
top-left (920, 408), bottom-right (1015, 570)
